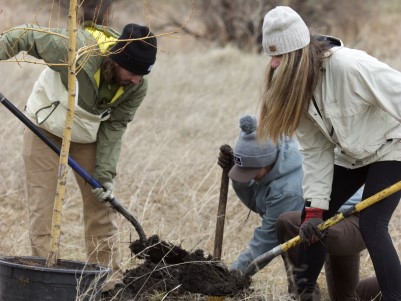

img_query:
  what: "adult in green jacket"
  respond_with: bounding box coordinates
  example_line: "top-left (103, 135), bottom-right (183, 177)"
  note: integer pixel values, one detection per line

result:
top-left (0, 21), bottom-right (157, 293)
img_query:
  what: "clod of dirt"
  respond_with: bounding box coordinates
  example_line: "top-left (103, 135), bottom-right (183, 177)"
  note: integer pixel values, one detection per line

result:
top-left (130, 234), bottom-right (189, 264)
top-left (123, 235), bottom-right (252, 299)
top-left (177, 249), bottom-right (251, 296)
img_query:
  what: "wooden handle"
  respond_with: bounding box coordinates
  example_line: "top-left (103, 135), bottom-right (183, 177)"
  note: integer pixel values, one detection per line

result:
top-left (213, 144), bottom-right (232, 259)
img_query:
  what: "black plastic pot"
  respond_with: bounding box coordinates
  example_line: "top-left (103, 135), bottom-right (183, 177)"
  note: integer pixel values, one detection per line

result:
top-left (0, 256), bottom-right (111, 301)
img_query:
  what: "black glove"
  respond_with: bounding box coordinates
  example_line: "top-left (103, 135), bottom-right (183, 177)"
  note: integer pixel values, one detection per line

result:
top-left (299, 207), bottom-right (324, 244)
top-left (217, 144), bottom-right (234, 171)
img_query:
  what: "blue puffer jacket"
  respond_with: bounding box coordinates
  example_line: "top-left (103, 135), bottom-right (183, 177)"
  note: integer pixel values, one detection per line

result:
top-left (230, 137), bottom-right (304, 273)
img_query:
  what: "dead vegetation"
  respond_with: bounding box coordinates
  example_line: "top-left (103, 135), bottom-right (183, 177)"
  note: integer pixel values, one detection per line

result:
top-left (1, 1), bottom-right (401, 300)
top-left (143, 0), bottom-right (374, 53)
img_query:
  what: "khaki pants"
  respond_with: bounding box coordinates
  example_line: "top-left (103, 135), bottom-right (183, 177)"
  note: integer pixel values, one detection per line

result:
top-left (22, 129), bottom-right (122, 291)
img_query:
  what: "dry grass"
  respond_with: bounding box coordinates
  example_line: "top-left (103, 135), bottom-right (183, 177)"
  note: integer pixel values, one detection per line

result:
top-left (1, 1), bottom-right (401, 300)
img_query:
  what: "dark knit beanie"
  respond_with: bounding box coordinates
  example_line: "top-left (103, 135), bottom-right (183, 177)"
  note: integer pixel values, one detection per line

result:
top-left (109, 23), bottom-right (157, 75)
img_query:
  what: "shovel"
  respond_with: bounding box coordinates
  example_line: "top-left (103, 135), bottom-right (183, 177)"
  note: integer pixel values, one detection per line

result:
top-left (244, 180), bottom-right (401, 276)
top-left (207, 145), bottom-right (231, 301)
top-left (0, 92), bottom-right (147, 244)
top-left (213, 144), bottom-right (232, 260)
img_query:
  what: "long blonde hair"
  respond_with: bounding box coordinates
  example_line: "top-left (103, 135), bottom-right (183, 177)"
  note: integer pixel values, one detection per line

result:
top-left (257, 36), bottom-right (330, 142)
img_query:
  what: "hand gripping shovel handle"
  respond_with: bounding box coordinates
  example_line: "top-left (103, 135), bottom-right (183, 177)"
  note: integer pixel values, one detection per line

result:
top-left (213, 144), bottom-right (232, 259)
top-left (0, 93), bottom-right (147, 244)
top-left (207, 145), bottom-right (232, 301)
top-left (244, 180), bottom-right (401, 276)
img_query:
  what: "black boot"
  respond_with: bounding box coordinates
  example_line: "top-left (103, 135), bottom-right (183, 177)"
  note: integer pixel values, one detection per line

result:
top-left (297, 287), bottom-right (315, 301)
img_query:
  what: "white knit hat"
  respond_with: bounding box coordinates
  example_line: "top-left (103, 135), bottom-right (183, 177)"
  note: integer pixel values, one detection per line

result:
top-left (262, 6), bottom-right (310, 56)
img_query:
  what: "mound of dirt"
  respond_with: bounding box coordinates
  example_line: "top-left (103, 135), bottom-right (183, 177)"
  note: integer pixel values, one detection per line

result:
top-left (130, 234), bottom-right (189, 264)
top-left (115, 235), bottom-right (251, 300)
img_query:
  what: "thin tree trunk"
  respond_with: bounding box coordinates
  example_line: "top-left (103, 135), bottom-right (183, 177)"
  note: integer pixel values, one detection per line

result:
top-left (46, 0), bottom-right (78, 267)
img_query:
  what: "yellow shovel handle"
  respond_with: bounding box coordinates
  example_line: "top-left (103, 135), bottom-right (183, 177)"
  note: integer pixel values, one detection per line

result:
top-left (245, 180), bottom-right (401, 276)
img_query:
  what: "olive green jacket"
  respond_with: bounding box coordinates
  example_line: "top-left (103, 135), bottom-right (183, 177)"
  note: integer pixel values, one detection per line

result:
top-left (0, 22), bottom-right (148, 182)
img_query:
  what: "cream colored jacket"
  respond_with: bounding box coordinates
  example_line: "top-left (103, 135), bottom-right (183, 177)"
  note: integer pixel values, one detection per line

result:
top-left (296, 45), bottom-right (401, 210)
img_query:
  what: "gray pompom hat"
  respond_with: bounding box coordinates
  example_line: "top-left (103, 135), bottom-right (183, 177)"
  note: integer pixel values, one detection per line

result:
top-left (262, 6), bottom-right (310, 56)
top-left (228, 115), bottom-right (278, 183)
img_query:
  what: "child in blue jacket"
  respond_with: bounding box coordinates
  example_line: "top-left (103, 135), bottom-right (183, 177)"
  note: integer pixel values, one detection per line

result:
top-left (218, 114), bottom-right (304, 273)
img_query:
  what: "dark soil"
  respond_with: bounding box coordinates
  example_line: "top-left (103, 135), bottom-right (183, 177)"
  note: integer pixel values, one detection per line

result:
top-left (113, 235), bottom-right (252, 300)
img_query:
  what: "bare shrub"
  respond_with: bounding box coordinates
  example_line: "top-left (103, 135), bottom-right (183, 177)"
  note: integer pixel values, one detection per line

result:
top-left (58, 0), bottom-right (113, 25)
top-left (158, 0), bottom-right (375, 53)
top-left (194, 0), bottom-right (269, 53)
top-left (291, 0), bottom-right (373, 43)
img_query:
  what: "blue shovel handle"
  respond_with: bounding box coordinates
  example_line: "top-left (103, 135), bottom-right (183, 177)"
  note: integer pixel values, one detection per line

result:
top-left (0, 92), bottom-right (147, 244)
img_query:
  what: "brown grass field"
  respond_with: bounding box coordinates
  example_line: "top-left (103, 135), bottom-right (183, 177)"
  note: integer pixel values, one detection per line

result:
top-left (1, 1), bottom-right (401, 300)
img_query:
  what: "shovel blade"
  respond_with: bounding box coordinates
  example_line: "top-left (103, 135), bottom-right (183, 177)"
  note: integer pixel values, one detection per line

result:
top-left (244, 245), bottom-right (283, 277)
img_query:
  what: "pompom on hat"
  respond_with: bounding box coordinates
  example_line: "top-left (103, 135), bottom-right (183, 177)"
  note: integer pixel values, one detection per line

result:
top-left (262, 6), bottom-right (310, 56)
top-left (109, 23), bottom-right (157, 75)
top-left (228, 115), bottom-right (278, 183)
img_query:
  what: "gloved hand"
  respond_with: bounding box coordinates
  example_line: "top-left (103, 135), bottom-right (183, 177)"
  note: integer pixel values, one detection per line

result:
top-left (299, 207), bottom-right (324, 244)
top-left (217, 144), bottom-right (234, 171)
top-left (91, 181), bottom-right (114, 203)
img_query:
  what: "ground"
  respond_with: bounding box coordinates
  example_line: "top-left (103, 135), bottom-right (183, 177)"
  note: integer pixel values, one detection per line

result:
top-left (106, 235), bottom-right (252, 300)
